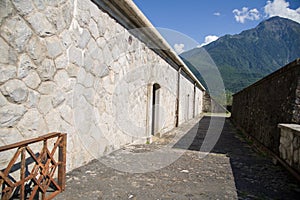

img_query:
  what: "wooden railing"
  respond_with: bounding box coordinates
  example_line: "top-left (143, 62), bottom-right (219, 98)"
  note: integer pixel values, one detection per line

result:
top-left (0, 132), bottom-right (67, 200)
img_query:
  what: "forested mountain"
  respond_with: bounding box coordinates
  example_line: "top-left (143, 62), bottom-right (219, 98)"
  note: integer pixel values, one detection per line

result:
top-left (181, 16), bottom-right (300, 96)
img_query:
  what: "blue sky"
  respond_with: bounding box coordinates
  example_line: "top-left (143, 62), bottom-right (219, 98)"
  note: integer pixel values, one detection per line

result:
top-left (133, 0), bottom-right (300, 53)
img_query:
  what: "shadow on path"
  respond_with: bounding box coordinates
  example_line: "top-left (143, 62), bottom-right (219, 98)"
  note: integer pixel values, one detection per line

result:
top-left (173, 116), bottom-right (300, 199)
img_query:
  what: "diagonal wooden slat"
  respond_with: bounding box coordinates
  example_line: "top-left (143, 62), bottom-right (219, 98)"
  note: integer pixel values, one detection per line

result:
top-left (3, 148), bottom-right (22, 176)
top-left (0, 171), bottom-right (14, 188)
top-left (50, 136), bottom-right (62, 157)
top-left (0, 133), bottom-right (67, 200)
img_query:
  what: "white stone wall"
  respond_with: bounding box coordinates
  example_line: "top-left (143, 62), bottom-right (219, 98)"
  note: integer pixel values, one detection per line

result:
top-left (152, 65), bottom-right (178, 135)
top-left (0, 0), bottom-right (203, 171)
top-left (179, 75), bottom-right (195, 124)
top-left (195, 87), bottom-right (203, 117)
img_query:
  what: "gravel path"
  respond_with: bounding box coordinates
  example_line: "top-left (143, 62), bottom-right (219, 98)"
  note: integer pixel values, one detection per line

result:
top-left (56, 116), bottom-right (300, 200)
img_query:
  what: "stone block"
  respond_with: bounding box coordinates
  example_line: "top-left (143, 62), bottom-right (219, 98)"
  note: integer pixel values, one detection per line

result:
top-left (115, 35), bottom-right (128, 54)
top-left (45, 7), bottom-right (67, 33)
top-left (26, 36), bottom-right (47, 65)
top-left (281, 129), bottom-right (287, 138)
top-left (91, 60), bottom-right (109, 78)
top-left (66, 63), bottom-right (80, 77)
top-left (83, 87), bottom-right (96, 106)
top-left (78, 29), bottom-right (91, 49)
top-left (280, 135), bottom-right (287, 147)
top-left (59, 104), bottom-right (73, 124)
top-left (45, 109), bottom-right (61, 131)
top-left (61, 1), bottom-right (73, 29)
top-left (112, 44), bottom-right (121, 61)
top-left (83, 53), bottom-right (93, 72)
top-left (102, 44), bottom-right (113, 66)
top-left (1, 16), bottom-right (32, 52)
top-left (26, 12), bottom-right (55, 37)
top-left (294, 149), bottom-right (299, 164)
top-left (77, 68), bottom-right (86, 86)
top-left (64, 90), bottom-right (74, 108)
top-left (1, 79), bottom-right (28, 104)
top-left (0, 38), bottom-right (11, 64)
top-left (96, 36), bottom-right (106, 48)
top-left (0, 92), bottom-right (7, 107)
top-left (54, 70), bottom-right (72, 91)
top-left (73, 95), bottom-right (94, 134)
top-left (46, 36), bottom-right (63, 58)
top-left (87, 38), bottom-right (100, 60)
top-left (0, 103), bottom-right (26, 127)
top-left (0, 128), bottom-right (23, 146)
top-left (0, 0), bottom-right (14, 24)
top-left (23, 70), bottom-right (41, 89)
top-left (48, 0), bottom-right (68, 7)
top-left (38, 95), bottom-right (53, 115)
top-left (18, 54), bottom-right (36, 79)
top-left (287, 130), bottom-right (294, 142)
top-left (77, 0), bottom-right (90, 11)
top-left (0, 64), bottom-right (16, 84)
top-left (32, 0), bottom-right (46, 11)
top-left (84, 72), bottom-right (95, 88)
top-left (76, 9), bottom-right (90, 28)
top-left (288, 145), bottom-right (293, 161)
top-left (55, 54), bottom-right (68, 69)
top-left (117, 55), bottom-right (129, 68)
top-left (38, 81), bottom-right (57, 95)
top-left (280, 145), bottom-right (287, 160)
top-left (96, 17), bottom-right (106, 37)
top-left (12, 0), bottom-right (35, 16)
top-left (60, 30), bottom-right (73, 49)
top-left (89, 1), bottom-right (101, 21)
top-left (38, 59), bottom-right (56, 81)
top-left (26, 89), bottom-right (40, 108)
top-left (58, 119), bottom-right (73, 135)
top-left (17, 108), bottom-right (47, 138)
top-left (89, 19), bottom-right (99, 39)
top-left (52, 90), bottom-right (65, 108)
top-left (293, 136), bottom-right (300, 149)
top-left (68, 46), bottom-right (83, 66)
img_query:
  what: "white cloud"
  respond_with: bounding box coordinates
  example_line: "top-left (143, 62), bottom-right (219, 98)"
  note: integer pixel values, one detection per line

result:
top-left (173, 43), bottom-right (185, 54)
top-left (214, 12), bottom-right (221, 16)
top-left (233, 7), bottom-right (261, 23)
top-left (264, 0), bottom-right (300, 23)
top-left (198, 35), bottom-right (219, 47)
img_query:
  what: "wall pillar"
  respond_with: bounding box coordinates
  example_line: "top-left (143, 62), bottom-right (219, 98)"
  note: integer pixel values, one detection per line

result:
top-left (175, 67), bottom-right (182, 127)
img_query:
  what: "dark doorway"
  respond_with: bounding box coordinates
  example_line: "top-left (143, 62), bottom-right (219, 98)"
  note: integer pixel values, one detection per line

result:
top-left (152, 83), bottom-right (161, 135)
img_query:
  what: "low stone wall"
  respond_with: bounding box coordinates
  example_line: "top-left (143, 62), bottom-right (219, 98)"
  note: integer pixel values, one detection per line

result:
top-left (278, 124), bottom-right (300, 173)
top-left (231, 59), bottom-right (300, 154)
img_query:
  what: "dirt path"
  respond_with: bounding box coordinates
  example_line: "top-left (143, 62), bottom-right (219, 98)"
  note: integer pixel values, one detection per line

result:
top-left (56, 116), bottom-right (300, 200)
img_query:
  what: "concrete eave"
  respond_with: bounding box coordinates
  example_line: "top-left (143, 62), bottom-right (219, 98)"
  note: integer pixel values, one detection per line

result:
top-left (93, 0), bottom-right (206, 91)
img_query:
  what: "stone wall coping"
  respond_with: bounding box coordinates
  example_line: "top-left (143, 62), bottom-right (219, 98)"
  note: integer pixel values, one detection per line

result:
top-left (233, 58), bottom-right (300, 96)
top-left (278, 123), bottom-right (300, 135)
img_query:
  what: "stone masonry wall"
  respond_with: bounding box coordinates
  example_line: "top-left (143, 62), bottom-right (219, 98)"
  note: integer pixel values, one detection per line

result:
top-left (202, 92), bottom-right (227, 113)
top-left (278, 124), bottom-right (300, 173)
top-left (179, 74), bottom-right (195, 124)
top-left (231, 59), bottom-right (300, 154)
top-left (0, 0), bottom-right (203, 171)
top-left (195, 87), bottom-right (203, 117)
